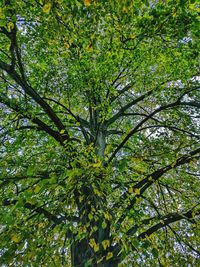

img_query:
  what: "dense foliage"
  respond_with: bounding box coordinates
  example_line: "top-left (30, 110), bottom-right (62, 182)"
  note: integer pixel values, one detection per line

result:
top-left (0, 0), bottom-right (199, 266)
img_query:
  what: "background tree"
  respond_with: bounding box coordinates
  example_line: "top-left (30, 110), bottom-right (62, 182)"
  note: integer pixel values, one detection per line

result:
top-left (0, 0), bottom-right (199, 266)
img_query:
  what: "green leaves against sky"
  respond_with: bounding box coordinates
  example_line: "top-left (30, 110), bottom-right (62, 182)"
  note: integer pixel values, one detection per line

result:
top-left (0, 0), bottom-right (199, 266)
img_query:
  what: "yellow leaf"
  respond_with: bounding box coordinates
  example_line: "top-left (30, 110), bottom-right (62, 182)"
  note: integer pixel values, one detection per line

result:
top-left (129, 34), bottom-right (136, 39)
top-left (0, 7), bottom-right (5, 19)
top-left (106, 252), bottom-right (113, 260)
top-left (89, 238), bottom-right (96, 248)
top-left (171, 160), bottom-right (177, 168)
top-left (104, 212), bottom-right (112, 220)
top-left (89, 238), bottom-right (99, 252)
top-left (145, 234), bottom-right (150, 240)
top-left (104, 144), bottom-right (112, 155)
top-left (102, 239), bottom-right (110, 250)
top-left (43, 3), bottom-right (52, 14)
top-left (132, 156), bottom-right (143, 163)
top-left (48, 39), bottom-right (54, 45)
top-left (94, 243), bottom-right (99, 252)
top-left (34, 185), bottom-right (41, 193)
top-left (122, 6), bottom-right (128, 13)
top-left (128, 187), bottom-right (133, 194)
top-left (134, 188), bottom-right (140, 195)
top-left (7, 22), bottom-right (14, 31)
top-left (38, 222), bottom-right (45, 228)
top-left (34, 185), bottom-right (41, 194)
top-left (134, 166), bottom-right (146, 174)
top-left (64, 40), bottom-right (70, 49)
top-left (11, 234), bottom-right (20, 243)
top-left (79, 195), bottom-right (84, 202)
top-left (135, 197), bottom-right (142, 204)
top-left (84, 0), bottom-right (90, 6)
top-left (113, 236), bottom-right (120, 243)
top-left (189, 3), bottom-right (200, 12)
top-left (92, 160), bottom-right (101, 168)
top-left (94, 188), bottom-right (102, 197)
top-left (60, 129), bottom-right (65, 134)
top-left (86, 44), bottom-right (93, 52)
top-left (79, 226), bottom-right (86, 233)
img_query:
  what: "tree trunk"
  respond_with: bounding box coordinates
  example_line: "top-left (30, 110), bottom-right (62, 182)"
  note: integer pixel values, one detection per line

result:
top-left (70, 129), bottom-right (120, 266)
top-left (71, 238), bottom-right (93, 267)
top-left (70, 183), bottom-right (120, 267)
top-left (71, 236), bottom-right (120, 267)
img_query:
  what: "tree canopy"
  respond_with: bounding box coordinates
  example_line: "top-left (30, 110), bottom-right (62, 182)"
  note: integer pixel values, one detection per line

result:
top-left (0, 0), bottom-right (200, 266)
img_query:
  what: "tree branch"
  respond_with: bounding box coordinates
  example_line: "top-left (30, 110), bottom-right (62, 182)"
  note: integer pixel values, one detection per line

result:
top-left (136, 147), bottom-right (200, 195)
top-left (108, 99), bottom-right (200, 163)
top-left (108, 101), bottom-right (180, 163)
top-left (0, 94), bottom-right (63, 144)
top-left (116, 147), bottom-right (200, 225)
top-left (0, 60), bottom-right (69, 138)
top-left (3, 199), bottom-right (65, 225)
top-left (105, 88), bottom-right (154, 126)
top-left (138, 208), bottom-right (200, 239)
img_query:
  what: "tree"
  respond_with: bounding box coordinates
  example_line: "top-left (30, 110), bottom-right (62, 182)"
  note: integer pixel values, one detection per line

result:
top-left (0, 0), bottom-right (199, 266)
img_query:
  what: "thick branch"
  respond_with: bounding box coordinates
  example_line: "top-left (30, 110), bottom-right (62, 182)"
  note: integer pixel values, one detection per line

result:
top-left (137, 147), bottom-right (200, 195)
top-left (138, 208), bottom-right (200, 239)
top-left (0, 60), bottom-right (68, 137)
top-left (43, 97), bottom-right (90, 143)
top-left (0, 94), bottom-right (63, 143)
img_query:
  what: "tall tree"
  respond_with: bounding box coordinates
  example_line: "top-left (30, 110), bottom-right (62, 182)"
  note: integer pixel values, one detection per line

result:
top-left (0, 0), bottom-right (199, 266)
